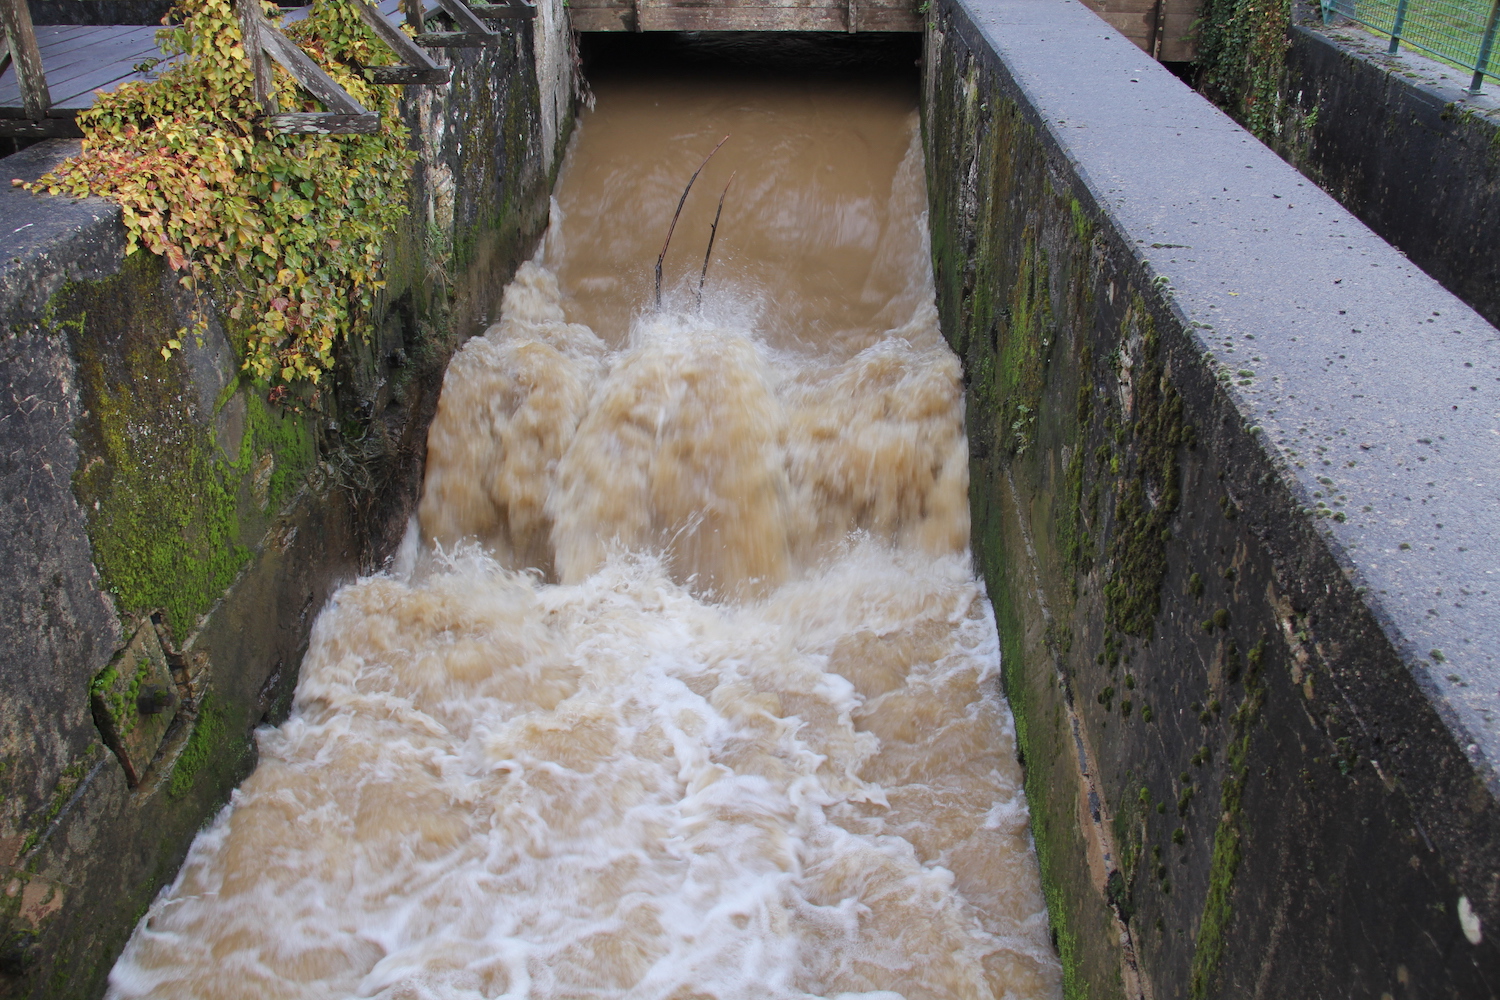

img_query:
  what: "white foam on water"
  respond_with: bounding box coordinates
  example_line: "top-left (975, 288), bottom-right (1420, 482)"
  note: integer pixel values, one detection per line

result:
top-left (108, 87), bottom-right (1061, 1000)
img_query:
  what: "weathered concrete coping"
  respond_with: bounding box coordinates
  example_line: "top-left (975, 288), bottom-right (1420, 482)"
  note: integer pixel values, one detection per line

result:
top-left (0, 140), bottom-right (124, 326)
top-left (947, 0), bottom-right (1500, 786)
top-left (1278, 14), bottom-right (1500, 329)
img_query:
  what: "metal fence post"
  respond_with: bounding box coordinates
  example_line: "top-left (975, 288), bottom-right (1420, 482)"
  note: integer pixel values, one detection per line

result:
top-left (1471, 0), bottom-right (1500, 93)
top-left (1388, 0), bottom-right (1409, 54)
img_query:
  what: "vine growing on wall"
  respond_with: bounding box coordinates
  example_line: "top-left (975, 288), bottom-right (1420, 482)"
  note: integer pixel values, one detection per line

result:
top-left (1195, 0), bottom-right (1292, 140)
top-left (20, 0), bottom-right (416, 383)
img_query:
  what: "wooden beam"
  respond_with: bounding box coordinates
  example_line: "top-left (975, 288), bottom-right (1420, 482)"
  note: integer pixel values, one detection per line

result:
top-left (236, 0), bottom-right (276, 111)
top-left (567, 6), bottom-right (627, 29)
top-left (0, 112), bottom-right (80, 136)
top-left (0, 0), bottom-right (50, 118)
top-left (469, 3), bottom-right (536, 19)
top-left (368, 62), bottom-right (442, 82)
top-left (414, 29), bottom-right (494, 44)
top-left (235, 0), bottom-right (379, 134)
top-left (410, 0), bottom-right (501, 46)
top-left (567, 0), bottom-right (922, 31)
top-left (258, 26), bottom-right (374, 118)
top-left (432, 0), bottom-right (499, 37)
top-left (266, 110), bottom-right (380, 134)
top-left (352, 0), bottom-right (448, 84)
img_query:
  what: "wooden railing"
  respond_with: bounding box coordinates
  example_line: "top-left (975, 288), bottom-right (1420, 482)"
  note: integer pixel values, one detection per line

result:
top-left (0, 0), bottom-right (52, 122)
top-left (0, 0), bottom-right (535, 137)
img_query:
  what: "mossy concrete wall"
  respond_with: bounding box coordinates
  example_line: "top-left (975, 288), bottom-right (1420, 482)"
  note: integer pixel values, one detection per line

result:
top-left (0, 15), bottom-right (572, 998)
top-left (1225, 8), bottom-right (1500, 330)
top-left (924, 0), bottom-right (1500, 996)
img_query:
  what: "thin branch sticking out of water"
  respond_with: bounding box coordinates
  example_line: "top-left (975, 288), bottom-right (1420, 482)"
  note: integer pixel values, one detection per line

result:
top-left (697, 171), bottom-right (735, 312)
top-left (655, 135), bottom-right (729, 309)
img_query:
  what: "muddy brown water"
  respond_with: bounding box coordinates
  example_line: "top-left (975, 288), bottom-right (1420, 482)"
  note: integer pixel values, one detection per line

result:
top-left (107, 70), bottom-right (1062, 1000)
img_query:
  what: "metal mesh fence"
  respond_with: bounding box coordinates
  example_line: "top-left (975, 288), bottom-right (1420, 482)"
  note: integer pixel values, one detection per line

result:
top-left (1322, 0), bottom-right (1500, 92)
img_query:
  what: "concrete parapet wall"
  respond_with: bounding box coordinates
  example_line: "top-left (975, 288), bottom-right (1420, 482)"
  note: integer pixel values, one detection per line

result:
top-left (1261, 17), bottom-right (1500, 331)
top-left (0, 18), bottom-right (571, 998)
top-left (923, 0), bottom-right (1500, 995)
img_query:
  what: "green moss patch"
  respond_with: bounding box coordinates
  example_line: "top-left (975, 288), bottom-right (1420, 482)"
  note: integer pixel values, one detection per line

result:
top-left (1102, 299), bottom-right (1187, 638)
top-left (167, 695), bottom-right (228, 800)
top-left (53, 254), bottom-right (314, 642)
top-left (1190, 637), bottom-right (1269, 997)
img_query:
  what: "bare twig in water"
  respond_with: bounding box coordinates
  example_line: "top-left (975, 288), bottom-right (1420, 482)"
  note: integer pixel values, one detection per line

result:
top-left (696, 171), bottom-right (735, 311)
top-left (655, 135), bottom-right (729, 309)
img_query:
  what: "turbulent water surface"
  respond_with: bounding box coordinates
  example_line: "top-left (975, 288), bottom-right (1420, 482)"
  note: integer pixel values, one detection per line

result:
top-left (110, 71), bottom-right (1062, 1000)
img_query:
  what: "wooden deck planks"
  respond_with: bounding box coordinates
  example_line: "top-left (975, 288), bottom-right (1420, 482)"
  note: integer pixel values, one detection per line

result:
top-left (0, 0), bottom-right (481, 132)
top-left (0, 3), bottom-right (433, 124)
top-left (35, 28), bottom-right (160, 82)
top-left (46, 55), bottom-right (166, 109)
top-left (0, 24), bottom-right (162, 115)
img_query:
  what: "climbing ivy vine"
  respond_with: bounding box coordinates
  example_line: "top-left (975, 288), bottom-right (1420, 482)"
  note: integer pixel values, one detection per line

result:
top-left (1195, 0), bottom-right (1292, 140)
top-left (21, 0), bottom-right (416, 383)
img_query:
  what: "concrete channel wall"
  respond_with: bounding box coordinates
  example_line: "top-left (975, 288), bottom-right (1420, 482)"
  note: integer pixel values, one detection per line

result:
top-left (0, 4), bottom-right (573, 995)
top-left (1256, 14), bottom-right (1500, 331)
top-left (923, 0), bottom-right (1500, 996)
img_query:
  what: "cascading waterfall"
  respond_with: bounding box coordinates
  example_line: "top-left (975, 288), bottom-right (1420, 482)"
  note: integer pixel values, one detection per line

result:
top-left (108, 71), bottom-right (1062, 1000)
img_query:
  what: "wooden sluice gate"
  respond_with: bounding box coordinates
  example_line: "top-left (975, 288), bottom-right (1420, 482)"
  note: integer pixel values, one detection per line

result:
top-left (561, 0), bottom-right (1194, 63)
top-left (566, 0), bottom-right (923, 33)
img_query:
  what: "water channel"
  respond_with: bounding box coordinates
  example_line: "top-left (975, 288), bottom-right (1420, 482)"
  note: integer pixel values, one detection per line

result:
top-left (106, 61), bottom-right (1062, 1000)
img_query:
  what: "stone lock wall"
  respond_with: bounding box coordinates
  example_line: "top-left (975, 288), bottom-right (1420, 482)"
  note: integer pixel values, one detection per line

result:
top-left (0, 5), bottom-right (574, 995)
top-left (1203, 3), bottom-right (1500, 333)
top-left (924, 0), bottom-right (1500, 996)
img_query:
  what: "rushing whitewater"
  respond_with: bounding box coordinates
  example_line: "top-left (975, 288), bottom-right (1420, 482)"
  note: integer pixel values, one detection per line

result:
top-left (109, 74), bottom-right (1061, 1000)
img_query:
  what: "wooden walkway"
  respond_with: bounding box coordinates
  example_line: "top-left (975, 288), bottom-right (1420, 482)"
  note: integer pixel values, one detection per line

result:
top-left (0, 0), bottom-right (438, 137)
top-left (0, 24), bottom-right (166, 131)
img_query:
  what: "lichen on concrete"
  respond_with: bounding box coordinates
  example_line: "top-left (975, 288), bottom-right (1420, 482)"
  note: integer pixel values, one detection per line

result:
top-left (1101, 298), bottom-right (1186, 640)
top-left (1189, 636), bottom-right (1267, 997)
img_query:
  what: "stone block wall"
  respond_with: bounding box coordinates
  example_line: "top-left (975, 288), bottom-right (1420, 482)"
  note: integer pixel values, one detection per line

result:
top-left (924, 0), bottom-right (1500, 996)
top-left (0, 10), bottom-right (573, 996)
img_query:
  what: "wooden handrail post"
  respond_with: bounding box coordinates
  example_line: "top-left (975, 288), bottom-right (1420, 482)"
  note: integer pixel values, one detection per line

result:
top-left (236, 0), bottom-right (277, 112)
top-left (0, 0), bottom-right (50, 119)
